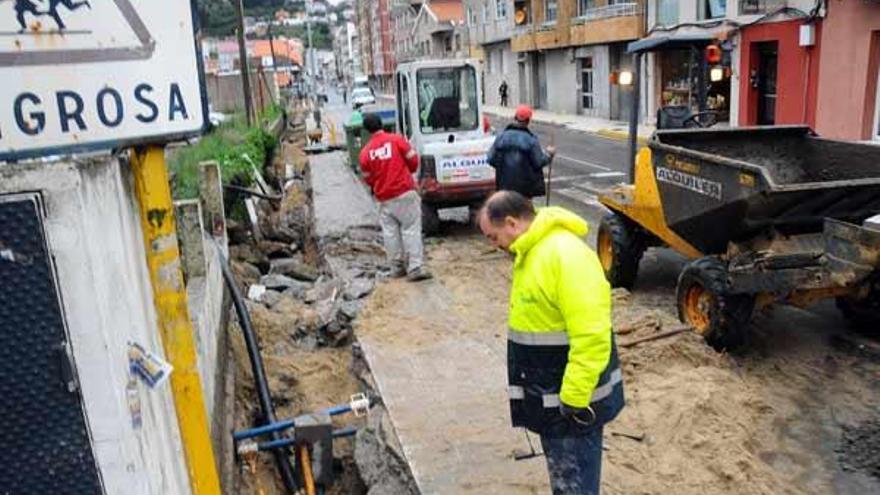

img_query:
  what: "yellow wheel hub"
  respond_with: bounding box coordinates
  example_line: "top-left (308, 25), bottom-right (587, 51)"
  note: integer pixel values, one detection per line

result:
top-left (597, 228), bottom-right (613, 273)
top-left (683, 285), bottom-right (713, 335)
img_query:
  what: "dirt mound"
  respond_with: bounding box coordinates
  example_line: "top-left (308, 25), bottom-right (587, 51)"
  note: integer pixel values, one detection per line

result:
top-left (356, 232), bottom-right (880, 494)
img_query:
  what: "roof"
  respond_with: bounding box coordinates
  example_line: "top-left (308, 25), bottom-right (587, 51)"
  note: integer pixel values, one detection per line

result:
top-left (427, 0), bottom-right (463, 23)
top-left (252, 39), bottom-right (303, 66)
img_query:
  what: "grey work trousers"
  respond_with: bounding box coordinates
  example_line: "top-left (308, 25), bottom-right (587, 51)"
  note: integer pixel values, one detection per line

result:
top-left (378, 190), bottom-right (424, 273)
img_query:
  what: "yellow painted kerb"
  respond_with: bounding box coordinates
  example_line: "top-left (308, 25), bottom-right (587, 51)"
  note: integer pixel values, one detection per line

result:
top-left (131, 145), bottom-right (222, 495)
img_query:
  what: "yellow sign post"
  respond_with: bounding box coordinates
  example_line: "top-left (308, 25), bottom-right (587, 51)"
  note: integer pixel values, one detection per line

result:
top-left (131, 145), bottom-right (221, 495)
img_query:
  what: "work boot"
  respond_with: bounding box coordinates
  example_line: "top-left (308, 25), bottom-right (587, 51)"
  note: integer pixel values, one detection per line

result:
top-left (406, 267), bottom-right (433, 282)
top-left (388, 265), bottom-right (407, 279)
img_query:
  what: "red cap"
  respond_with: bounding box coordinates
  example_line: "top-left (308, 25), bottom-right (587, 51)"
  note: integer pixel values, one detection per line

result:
top-left (514, 105), bottom-right (533, 122)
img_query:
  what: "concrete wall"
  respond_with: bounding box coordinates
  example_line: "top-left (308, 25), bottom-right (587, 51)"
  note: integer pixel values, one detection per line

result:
top-left (483, 41), bottom-right (520, 107)
top-left (0, 157), bottom-right (191, 495)
top-left (545, 49), bottom-right (579, 114)
top-left (206, 71), bottom-right (280, 114)
top-left (466, 0), bottom-right (515, 45)
top-left (815, 3), bottom-right (880, 141)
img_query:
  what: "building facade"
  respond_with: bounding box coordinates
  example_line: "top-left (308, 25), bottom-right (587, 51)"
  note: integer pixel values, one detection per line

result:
top-left (643, 0), bottom-right (823, 128)
top-left (371, 0), bottom-right (398, 92)
top-left (814, 1), bottom-right (880, 142)
top-left (509, 0), bottom-right (647, 120)
top-left (411, 0), bottom-right (469, 60)
top-left (334, 21), bottom-right (362, 89)
top-left (465, 0), bottom-right (519, 107)
top-left (391, 1), bottom-right (424, 64)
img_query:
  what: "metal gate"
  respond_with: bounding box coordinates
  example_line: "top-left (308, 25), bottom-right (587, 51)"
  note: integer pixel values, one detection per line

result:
top-left (0, 194), bottom-right (103, 494)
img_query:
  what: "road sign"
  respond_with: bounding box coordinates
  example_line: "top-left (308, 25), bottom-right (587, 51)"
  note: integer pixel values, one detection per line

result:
top-left (0, 0), bottom-right (207, 161)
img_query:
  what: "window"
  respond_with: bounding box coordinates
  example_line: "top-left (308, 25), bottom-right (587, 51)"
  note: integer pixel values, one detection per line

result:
top-left (545, 0), bottom-right (558, 22)
top-left (485, 50), bottom-right (493, 74)
top-left (577, 0), bottom-right (596, 17)
top-left (657, 0), bottom-right (679, 25)
top-left (467, 7), bottom-right (475, 26)
top-left (483, 2), bottom-right (489, 24)
top-left (581, 57), bottom-right (594, 110)
top-left (496, 0), bottom-right (508, 19)
top-left (417, 65), bottom-right (479, 133)
top-left (739, 0), bottom-right (786, 15)
top-left (397, 73), bottom-right (413, 137)
top-left (699, 0), bottom-right (727, 20)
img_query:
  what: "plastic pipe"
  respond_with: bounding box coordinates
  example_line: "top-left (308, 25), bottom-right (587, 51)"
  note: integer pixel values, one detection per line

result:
top-left (219, 250), bottom-right (299, 492)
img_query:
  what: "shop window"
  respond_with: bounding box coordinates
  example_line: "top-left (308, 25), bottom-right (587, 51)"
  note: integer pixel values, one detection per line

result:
top-left (581, 57), bottom-right (594, 110)
top-left (659, 49), bottom-right (730, 121)
top-left (545, 0), bottom-right (558, 23)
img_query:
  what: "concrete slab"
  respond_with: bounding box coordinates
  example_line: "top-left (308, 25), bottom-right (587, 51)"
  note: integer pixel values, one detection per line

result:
top-left (309, 151), bottom-right (378, 238)
top-left (356, 269), bottom-right (549, 495)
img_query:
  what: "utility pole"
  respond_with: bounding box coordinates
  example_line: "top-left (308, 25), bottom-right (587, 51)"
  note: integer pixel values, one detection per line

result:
top-left (234, 0), bottom-right (254, 126)
top-left (306, 0), bottom-right (314, 95)
top-left (267, 22), bottom-right (279, 100)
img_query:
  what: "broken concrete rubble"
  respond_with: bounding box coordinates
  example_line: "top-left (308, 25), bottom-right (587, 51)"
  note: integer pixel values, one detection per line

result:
top-left (259, 273), bottom-right (311, 292)
top-left (269, 257), bottom-right (320, 281)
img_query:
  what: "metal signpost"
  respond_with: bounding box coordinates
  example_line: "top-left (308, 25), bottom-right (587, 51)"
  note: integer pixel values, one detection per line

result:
top-left (0, 2), bottom-right (220, 493)
top-left (0, 0), bottom-right (208, 161)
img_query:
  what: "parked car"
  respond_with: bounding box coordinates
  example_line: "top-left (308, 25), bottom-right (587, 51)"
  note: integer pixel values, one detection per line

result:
top-left (351, 88), bottom-right (376, 107)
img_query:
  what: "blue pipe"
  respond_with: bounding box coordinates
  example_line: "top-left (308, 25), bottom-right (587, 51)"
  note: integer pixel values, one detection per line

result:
top-left (256, 427), bottom-right (359, 452)
top-left (233, 403), bottom-right (355, 441)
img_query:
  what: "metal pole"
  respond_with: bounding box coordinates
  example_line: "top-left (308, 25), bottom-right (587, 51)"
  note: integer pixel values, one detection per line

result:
top-left (627, 53), bottom-right (642, 184)
top-left (234, 0), bottom-right (254, 126)
top-left (130, 146), bottom-right (222, 495)
top-left (267, 22), bottom-right (279, 96)
top-left (306, 0), bottom-right (314, 95)
top-left (697, 48), bottom-right (708, 112)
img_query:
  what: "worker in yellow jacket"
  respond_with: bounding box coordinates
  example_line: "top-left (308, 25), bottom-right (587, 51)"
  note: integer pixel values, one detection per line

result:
top-left (478, 191), bottom-right (624, 495)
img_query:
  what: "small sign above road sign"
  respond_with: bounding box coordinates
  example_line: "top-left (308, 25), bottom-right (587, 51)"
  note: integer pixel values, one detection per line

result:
top-left (0, 0), bottom-right (207, 161)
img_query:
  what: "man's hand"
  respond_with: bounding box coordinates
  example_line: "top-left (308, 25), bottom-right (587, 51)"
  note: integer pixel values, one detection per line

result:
top-left (546, 145), bottom-right (557, 158)
top-left (559, 402), bottom-right (596, 426)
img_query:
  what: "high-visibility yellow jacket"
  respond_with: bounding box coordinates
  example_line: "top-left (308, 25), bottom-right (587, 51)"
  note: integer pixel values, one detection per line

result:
top-left (506, 207), bottom-right (624, 436)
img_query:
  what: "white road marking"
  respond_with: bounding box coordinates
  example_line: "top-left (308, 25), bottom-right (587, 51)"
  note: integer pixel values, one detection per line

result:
top-left (554, 187), bottom-right (609, 211)
top-left (589, 171), bottom-right (625, 178)
top-left (545, 174), bottom-right (593, 183)
top-left (555, 154), bottom-right (612, 171)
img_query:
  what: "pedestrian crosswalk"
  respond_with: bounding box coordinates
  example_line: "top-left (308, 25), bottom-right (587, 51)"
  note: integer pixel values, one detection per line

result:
top-left (544, 173), bottom-right (618, 212)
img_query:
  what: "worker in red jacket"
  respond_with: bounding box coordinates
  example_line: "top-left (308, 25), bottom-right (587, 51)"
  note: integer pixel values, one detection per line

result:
top-left (359, 113), bottom-right (433, 281)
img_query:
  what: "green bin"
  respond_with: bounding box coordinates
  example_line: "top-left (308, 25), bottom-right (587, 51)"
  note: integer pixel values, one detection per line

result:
top-left (343, 111), bottom-right (397, 173)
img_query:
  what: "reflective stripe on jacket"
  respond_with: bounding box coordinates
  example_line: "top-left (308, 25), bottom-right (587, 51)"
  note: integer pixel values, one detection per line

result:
top-left (506, 207), bottom-right (624, 437)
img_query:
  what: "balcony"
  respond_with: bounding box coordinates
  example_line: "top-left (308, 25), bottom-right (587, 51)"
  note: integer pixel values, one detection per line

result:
top-left (739, 0), bottom-right (787, 15)
top-left (570, 2), bottom-right (645, 46)
top-left (573, 2), bottom-right (643, 22)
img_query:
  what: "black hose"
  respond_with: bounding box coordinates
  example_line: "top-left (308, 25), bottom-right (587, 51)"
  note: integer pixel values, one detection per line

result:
top-left (218, 250), bottom-right (299, 492)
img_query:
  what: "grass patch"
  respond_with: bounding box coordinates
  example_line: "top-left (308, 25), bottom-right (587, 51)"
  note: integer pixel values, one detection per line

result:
top-left (169, 111), bottom-right (279, 200)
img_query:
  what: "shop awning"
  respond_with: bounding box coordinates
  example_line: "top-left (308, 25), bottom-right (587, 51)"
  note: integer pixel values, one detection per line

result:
top-left (627, 33), bottom-right (716, 54)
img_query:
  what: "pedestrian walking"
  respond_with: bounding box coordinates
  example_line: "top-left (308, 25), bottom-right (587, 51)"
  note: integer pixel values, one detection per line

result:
top-left (359, 113), bottom-right (433, 282)
top-left (499, 80), bottom-right (509, 107)
top-left (487, 105), bottom-right (556, 199)
top-left (477, 191), bottom-right (624, 495)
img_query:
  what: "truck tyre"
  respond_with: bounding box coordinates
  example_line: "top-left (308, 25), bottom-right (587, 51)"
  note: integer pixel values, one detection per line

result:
top-left (836, 277), bottom-right (880, 334)
top-left (676, 257), bottom-right (755, 352)
top-left (422, 203), bottom-right (440, 236)
top-left (597, 213), bottom-right (645, 289)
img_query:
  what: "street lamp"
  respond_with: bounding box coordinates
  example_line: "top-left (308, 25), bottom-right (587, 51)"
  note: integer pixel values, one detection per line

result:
top-left (710, 66), bottom-right (724, 82)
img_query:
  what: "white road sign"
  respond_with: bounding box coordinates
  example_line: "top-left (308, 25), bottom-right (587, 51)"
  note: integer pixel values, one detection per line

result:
top-left (0, 0), bottom-right (207, 161)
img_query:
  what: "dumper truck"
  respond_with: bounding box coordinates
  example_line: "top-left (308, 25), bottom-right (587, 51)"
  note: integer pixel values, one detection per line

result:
top-left (598, 126), bottom-right (880, 350)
